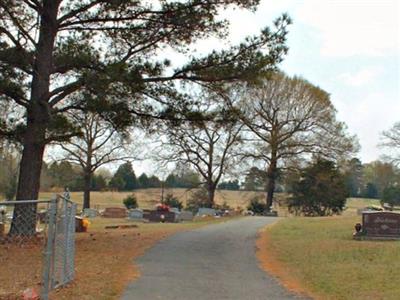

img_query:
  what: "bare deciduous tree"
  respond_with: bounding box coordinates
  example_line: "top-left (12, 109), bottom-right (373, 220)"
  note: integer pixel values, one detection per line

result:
top-left (57, 112), bottom-right (133, 209)
top-left (235, 73), bottom-right (356, 211)
top-left (160, 116), bottom-right (243, 207)
top-left (380, 122), bottom-right (400, 166)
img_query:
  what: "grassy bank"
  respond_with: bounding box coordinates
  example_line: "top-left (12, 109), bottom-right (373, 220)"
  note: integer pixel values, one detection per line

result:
top-left (258, 198), bottom-right (400, 300)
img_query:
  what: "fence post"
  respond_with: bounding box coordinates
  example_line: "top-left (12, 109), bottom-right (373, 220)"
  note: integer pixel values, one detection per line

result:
top-left (41, 197), bottom-right (57, 300)
top-left (62, 198), bottom-right (69, 285)
top-left (69, 203), bottom-right (77, 281)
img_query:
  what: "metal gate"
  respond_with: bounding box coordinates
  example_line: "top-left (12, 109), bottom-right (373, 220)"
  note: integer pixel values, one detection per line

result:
top-left (0, 195), bottom-right (77, 299)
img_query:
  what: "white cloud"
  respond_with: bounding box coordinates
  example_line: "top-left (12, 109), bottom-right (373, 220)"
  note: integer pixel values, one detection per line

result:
top-left (332, 91), bottom-right (399, 162)
top-left (296, 0), bottom-right (400, 57)
top-left (222, 0), bottom-right (297, 42)
top-left (338, 66), bottom-right (383, 86)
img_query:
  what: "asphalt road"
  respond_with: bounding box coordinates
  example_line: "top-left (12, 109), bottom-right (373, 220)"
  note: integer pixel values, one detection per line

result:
top-left (122, 217), bottom-right (307, 300)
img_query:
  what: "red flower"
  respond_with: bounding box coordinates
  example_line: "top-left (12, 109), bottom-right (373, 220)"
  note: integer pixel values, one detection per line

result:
top-left (156, 203), bottom-right (170, 212)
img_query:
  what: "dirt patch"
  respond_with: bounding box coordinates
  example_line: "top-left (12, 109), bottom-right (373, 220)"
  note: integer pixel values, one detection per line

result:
top-left (0, 242), bottom-right (44, 299)
top-left (256, 226), bottom-right (314, 299)
top-left (50, 225), bottom-right (189, 299)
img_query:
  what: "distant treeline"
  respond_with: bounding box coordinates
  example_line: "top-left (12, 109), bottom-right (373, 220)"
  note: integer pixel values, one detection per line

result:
top-left (1, 153), bottom-right (399, 199)
top-left (39, 161), bottom-right (204, 192)
top-left (39, 161), bottom-right (245, 192)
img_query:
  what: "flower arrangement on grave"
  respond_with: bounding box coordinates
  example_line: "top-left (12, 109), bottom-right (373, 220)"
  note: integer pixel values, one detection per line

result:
top-left (156, 203), bottom-right (170, 212)
top-left (82, 218), bottom-right (90, 231)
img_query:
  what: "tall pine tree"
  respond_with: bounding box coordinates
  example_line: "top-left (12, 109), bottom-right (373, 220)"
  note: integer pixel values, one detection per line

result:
top-left (0, 1), bottom-right (290, 234)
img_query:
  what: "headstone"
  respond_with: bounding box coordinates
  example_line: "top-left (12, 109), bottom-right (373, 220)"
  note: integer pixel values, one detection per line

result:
top-left (102, 207), bottom-right (127, 218)
top-left (0, 206), bottom-right (6, 224)
top-left (180, 210), bottom-right (194, 221)
top-left (169, 207), bottom-right (180, 214)
top-left (128, 209), bottom-right (144, 220)
top-left (383, 203), bottom-right (393, 210)
top-left (169, 207), bottom-right (181, 222)
top-left (147, 210), bottom-right (176, 223)
top-left (197, 208), bottom-right (216, 217)
top-left (83, 208), bottom-right (98, 218)
top-left (5, 211), bottom-right (13, 222)
top-left (354, 211), bottom-right (400, 240)
top-left (37, 209), bottom-right (49, 224)
top-left (0, 208), bottom-right (5, 237)
top-left (357, 206), bottom-right (383, 216)
top-left (242, 210), bottom-right (254, 216)
top-left (75, 216), bottom-right (86, 232)
top-left (215, 210), bottom-right (224, 217)
top-left (0, 206), bottom-right (7, 234)
top-left (174, 212), bottom-right (181, 222)
top-left (142, 209), bottom-right (151, 220)
top-left (263, 211), bottom-right (278, 217)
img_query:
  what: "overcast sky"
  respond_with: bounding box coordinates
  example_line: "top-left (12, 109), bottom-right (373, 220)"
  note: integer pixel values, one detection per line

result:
top-left (225, 0), bottom-right (399, 163)
top-left (133, 0), bottom-right (400, 175)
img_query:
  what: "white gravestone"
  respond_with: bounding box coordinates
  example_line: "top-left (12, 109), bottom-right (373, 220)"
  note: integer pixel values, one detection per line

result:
top-left (197, 208), bottom-right (216, 217)
top-left (180, 210), bottom-right (194, 221)
top-left (128, 209), bottom-right (144, 220)
top-left (83, 208), bottom-right (98, 218)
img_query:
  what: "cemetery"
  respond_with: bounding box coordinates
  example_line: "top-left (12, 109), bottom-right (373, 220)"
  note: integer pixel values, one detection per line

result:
top-left (0, 0), bottom-right (398, 299)
top-left (2, 185), bottom-right (400, 299)
top-left (0, 192), bottom-right (236, 299)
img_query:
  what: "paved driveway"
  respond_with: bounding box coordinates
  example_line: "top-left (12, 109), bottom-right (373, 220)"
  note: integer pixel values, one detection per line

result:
top-left (122, 217), bottom-right (307, 300)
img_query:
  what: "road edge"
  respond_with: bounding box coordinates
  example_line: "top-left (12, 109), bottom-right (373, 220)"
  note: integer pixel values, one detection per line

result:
top-left (255, 220), bottom-right (315, 299)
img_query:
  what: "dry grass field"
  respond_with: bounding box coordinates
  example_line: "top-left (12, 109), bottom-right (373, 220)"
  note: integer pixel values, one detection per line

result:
top-left (39, 188), bottom-right (272, 211)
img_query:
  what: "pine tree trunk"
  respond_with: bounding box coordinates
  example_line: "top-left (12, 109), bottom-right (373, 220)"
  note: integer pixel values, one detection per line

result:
top-left (10, 1), bottom-right (60, 236)
top-left (9, 120), bottom-right (46, 235)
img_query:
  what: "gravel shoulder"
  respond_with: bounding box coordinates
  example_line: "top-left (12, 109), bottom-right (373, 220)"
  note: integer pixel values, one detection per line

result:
top-left (122, 217), bottom-right (307, 300)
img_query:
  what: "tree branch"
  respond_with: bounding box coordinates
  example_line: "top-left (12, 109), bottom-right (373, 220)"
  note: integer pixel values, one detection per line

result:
top-left (49, 80), bottom-right (84, 107)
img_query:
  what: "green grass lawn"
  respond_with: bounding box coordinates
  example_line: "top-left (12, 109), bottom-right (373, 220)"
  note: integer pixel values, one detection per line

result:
top-left (264, 198), bottom-right (400, 300)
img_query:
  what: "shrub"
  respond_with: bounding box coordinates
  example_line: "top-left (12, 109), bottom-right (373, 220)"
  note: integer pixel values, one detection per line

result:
top-left (123, 195), bottom-right (138, 209)
top-left (288, 159), bottom-right (347, 216)
top-left (163, 193), bottom-right (183, 210)
top-left (247, 196), bottom-right (267, 214)
top-left (382, 186), bottom-right (400, 207)
top-left (215, 201), bottom-right (231, 211)
top-left (186, 188), bottom-right (211, 213)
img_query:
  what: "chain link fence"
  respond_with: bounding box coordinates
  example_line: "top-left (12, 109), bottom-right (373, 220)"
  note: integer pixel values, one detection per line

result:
top-left (48, 197), bottom-right (76, 291)
top-left (0, 195), bottom-right (77, 299)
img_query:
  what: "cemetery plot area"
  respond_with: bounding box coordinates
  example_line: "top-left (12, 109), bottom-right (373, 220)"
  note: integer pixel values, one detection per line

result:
top-left (257, 198), bottom-right (400, 300)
